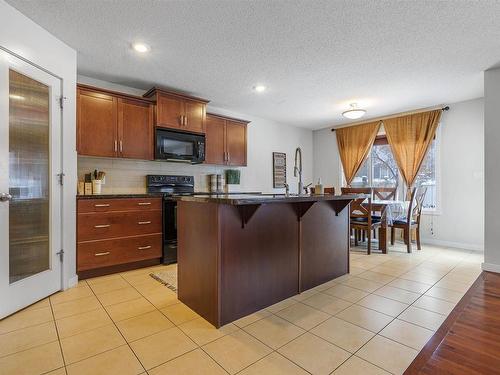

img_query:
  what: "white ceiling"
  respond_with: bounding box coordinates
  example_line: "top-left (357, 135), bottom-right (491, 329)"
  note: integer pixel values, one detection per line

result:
top-left (6, 0), bottom-right (500, 129)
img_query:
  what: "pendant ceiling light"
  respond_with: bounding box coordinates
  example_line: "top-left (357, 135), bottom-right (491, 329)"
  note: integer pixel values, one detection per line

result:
top-left (342, 103), bottom-right (366, 119)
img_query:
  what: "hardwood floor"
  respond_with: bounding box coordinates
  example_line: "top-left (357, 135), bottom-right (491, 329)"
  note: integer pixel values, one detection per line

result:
top-left (405, 271), bottom-right (500, 374)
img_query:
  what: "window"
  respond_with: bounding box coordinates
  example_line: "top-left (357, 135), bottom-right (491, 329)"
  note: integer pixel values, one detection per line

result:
top-left (350, 137), bottom-right (399, 190)
top-left (343, 133), bottom-right (439, 211)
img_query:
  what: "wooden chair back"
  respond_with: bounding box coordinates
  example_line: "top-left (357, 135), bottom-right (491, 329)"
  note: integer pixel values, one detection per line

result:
top-left (406, 187), bottom-right (427, 224)
top-left (341, 187), bottom-right (372, 196)
top-left (310, 187), bottom-right (335, 195)
top-left (373, 187), bottom-right (397, 201)
top-left (350, 196), bottom-right (371, 222)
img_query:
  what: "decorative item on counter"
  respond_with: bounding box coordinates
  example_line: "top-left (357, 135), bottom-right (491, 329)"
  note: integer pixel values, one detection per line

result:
top-left (314, 178), bottom-right (324, 195)
top-left (217, 174), bottom-right (225, 193)
top-left (225, 169), bottom-right (240, 193)
top-left (84, 173), bottom-right (93, 195)
top-left (78, 181), bottom-right (85, 195)
top-left (209, 174), bottom-right (218, 193)
top-left (272, 152), bottom-right (287, 188)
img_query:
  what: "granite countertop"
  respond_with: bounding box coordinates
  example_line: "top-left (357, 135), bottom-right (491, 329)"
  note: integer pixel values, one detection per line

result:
top-left (175, 194), bottom-right (358, 206)
top-left (76, 192), bottom-right (263, 199)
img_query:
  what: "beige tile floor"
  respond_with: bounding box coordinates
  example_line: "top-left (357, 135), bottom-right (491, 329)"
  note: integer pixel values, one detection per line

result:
top-left (0, 242), bottom-right (483, 375)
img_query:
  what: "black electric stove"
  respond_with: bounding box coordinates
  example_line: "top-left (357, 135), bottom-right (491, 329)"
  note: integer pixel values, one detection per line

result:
top-left (146, 175), bottom-right (195, 264)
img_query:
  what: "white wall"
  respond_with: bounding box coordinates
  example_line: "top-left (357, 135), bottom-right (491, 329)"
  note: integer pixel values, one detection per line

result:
top-left (78, 76), bottom-right (313, 194)
top-left (313, 98), bottom-right (484, 251)
top-left (484, 68), bottom-right (500, 272)
top-left (0, 0), bottom-right (77, 288)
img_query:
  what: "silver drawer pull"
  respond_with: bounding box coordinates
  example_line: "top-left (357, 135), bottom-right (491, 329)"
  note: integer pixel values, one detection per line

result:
top-left (138, 245), bottom-right (152, 250)
top-left (138, 202), bottom-right (151, 206)
top-left (94, 204), bottom-right (110, 207)
top-left (95, 252), bottom-right (110, 257)
top-left (137, 221), bottom-right (151, 225)
top-left (94, 224), bottom-right (111, 228)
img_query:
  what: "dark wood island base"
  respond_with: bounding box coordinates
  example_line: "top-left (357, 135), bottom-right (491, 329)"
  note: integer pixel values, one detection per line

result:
top-left (176, 194), bottom-right (354, 327)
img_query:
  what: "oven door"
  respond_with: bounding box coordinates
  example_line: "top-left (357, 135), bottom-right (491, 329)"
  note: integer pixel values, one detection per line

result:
top-left (156, 129), bottom-right (204, 163)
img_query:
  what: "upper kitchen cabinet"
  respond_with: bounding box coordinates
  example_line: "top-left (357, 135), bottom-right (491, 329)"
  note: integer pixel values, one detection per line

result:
top-left (205, 113), bottom-right (249, 166)
top-left (77, 88), bottom-right (117, 158)
top-left (77, 84), bottom-right (154, 160)
top-left (143, 87), bottom-right (209, 134)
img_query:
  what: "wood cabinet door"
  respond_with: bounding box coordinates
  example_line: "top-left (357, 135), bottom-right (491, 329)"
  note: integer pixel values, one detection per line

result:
top-left (205, 115), bottom-right (226, 165)
top-left (156, 93), bottom-right (184, 129)
top-left (118, 98), bottom-right (153, 160)
top-left (77, 89), bottom-right (117, 157)
top-left (226, 121), bottom-right (247, 166)
top-left (184, 100), bottom-right (206, 133)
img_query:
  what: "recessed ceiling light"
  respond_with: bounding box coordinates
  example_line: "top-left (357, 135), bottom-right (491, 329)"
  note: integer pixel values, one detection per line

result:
top-left (132, 43), bottom-right (150, 53)
top-left (342, 103), bottom-right (366, 119)
top-left (253, 85), bottom-right (266, 93)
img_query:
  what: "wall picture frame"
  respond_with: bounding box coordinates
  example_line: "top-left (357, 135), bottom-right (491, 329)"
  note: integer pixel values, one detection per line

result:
top-left (273, 152), bottom-right (287, 188)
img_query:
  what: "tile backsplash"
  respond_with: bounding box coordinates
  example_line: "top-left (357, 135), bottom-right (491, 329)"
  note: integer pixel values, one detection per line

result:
top-left (78, 157), bottom-right (229, 194)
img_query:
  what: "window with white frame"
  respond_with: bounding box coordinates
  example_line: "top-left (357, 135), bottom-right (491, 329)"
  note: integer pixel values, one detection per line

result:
top-left (343, 130), bottom-right (440, 212)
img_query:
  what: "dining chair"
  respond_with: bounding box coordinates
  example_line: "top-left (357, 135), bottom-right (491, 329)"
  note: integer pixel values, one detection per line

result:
top-left (390, 186), bottom-right (427, 253)
top-left (310, 187), bottom-right (335, 194)
top-left (350, 196), bottom-right (381, 255)
top-left (341, 187), bottom-right (373, 196)
top-left (373, 187), bottom-right (397, 201)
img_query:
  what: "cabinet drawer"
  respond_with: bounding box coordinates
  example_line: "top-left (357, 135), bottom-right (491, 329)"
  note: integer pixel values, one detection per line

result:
top-left (78, 234), bottom-right (162, 271)
top-left (78, 198), bottom-right (162, 213)
top-left (78, 210), bottom-right (162, 241)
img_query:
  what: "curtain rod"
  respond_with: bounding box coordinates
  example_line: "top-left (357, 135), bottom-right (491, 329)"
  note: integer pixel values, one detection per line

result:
top-left (331, 105), bottom-right (450, 132)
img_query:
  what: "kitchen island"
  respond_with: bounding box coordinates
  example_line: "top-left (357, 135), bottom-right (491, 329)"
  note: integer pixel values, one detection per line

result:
top-left (176, 194), bottom-right (354, 327)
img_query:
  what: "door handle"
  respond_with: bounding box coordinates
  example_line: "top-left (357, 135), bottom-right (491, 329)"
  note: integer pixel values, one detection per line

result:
top-left (0, 193), bottom-right (12, 202)
top-left (94, 224), bottom-right (111, 228)
top-left (138, 245), bottom-right (152, 250)
top-left (95, 252), bottom-right (110, 257)
top-left (138, 221), bottom-right (151, 225)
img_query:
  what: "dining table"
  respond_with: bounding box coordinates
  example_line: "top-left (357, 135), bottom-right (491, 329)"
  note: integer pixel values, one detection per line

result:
top-left (363, 199), bottom-right (407, 253)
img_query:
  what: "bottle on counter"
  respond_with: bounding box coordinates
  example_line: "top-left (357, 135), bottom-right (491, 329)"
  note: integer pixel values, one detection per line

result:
top-left (315, 178), bottom-right (324, 195)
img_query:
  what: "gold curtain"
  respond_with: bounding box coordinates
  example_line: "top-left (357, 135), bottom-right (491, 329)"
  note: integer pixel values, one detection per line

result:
top-left (383, 109), bottom-right (441, 194)
top-left (335, 121), bottom-right (381, 186)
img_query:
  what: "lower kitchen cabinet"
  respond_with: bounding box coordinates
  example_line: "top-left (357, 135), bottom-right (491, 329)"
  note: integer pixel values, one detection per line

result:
top-left (205, 113), bottom-right (249, 166)
top-left (77, 197), bottom-right (162, 278)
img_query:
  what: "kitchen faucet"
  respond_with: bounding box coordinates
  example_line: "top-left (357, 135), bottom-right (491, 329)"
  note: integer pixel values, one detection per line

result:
top-left (294, 147), bottom-right (303, 195)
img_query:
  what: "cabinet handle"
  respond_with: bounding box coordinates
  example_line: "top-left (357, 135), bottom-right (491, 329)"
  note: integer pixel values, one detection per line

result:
top-left (94, 224), bottom-right (111, 228)
top-left (95, 252), bottom-right (110, 257)
top-left (114, 140), bottom-right (117, 152)
top-left (138, 202), bottom-right (151, 206)
top-left (185, 116), bottom-right (188, 127)
top-left (180, 115), bottom-right (184, 126)
top-left (138, 245), bottom-right (152, 250)
top-left (119, 140), bottom-right (123, 153)
top-left (94, 204), bottom-right (110, 207)
top-left (138, 221), bottom-right (151, 225)
top-left (227, 152), bottom-right (230, 163)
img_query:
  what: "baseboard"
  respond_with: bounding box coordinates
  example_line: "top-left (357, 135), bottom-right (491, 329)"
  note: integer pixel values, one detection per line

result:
top-left (421, 238), bottom-right (484, 252)
top-left (67, 275), bottom-right (79, 289)
top-left (482, 262), bottom-right (500, 273)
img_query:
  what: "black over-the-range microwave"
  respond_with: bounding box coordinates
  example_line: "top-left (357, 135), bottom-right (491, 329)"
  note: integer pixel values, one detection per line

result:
top-left (155, 128), bottom-right (205, 164)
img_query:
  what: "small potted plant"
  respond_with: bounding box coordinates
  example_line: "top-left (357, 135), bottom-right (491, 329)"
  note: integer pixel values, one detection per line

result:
top-left (225, 169), bottom-right (241, 193)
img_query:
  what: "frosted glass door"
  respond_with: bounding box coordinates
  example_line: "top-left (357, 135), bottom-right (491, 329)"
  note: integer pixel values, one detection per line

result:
top-left (0, 50), bottom-right (62, 318)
